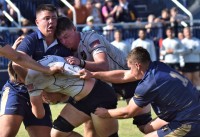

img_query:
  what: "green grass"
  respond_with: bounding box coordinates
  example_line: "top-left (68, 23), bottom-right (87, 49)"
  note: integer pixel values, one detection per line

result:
top-left (16, 100), bottom-right (145, 137)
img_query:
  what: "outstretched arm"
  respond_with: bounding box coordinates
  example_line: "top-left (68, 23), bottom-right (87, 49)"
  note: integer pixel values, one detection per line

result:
top-left (1, 45), bottom-right (63, 75)
top-left (79, 69), bottom-right (136, 83)
top-left (95, 99), bottom-right (143, 119)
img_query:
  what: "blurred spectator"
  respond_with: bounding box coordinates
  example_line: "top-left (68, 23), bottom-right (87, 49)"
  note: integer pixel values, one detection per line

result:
top-left (131, 29), bottom-right (157, 61)
top-left (145, 14), bottom-right (156, 33)
top-left (170, 7), bottom-right (189, 23)
top-left (18, 18), bottom-right (34, 36)
top-left (181, 27), bottom-right (200, 90)
top-left (111, 29), bottom-right (131, 57)
top-left (178, 30), bottom-right (184, 40)
top-left (101, 0), bottom-right (118, 23)
top-left (85, 0), bottom-right (102, 24)
top-left (115, 0), bottom-right (138, 22)
top-left (6, 3), bottom-right (18, 27)
top-left (145, 14), bottom-right (162, 40)
top-left (160, 27), bottom-right (184, 72)
top-left (156, 8), bottom-right (170, 38)
top-left (67, 0), bottom-right (89, 24)
top-left (0, 3), bottom-right (6, 26)
top-left (170, 7), bottom-right (189, 37)
top-left (103, 17), bottom-right (116, 41)
top-left (82, 16), bottom-right (100, 32)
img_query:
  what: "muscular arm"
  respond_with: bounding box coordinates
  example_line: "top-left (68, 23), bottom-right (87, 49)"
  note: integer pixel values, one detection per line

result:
top-left (80, 69), bottom-right (136, 83)
top-left (85, 52), bottom-right (109, 71)
top-left (1, 45), bottom-right (59, 74)
top-left (95, 99), bottom-right (143, 119)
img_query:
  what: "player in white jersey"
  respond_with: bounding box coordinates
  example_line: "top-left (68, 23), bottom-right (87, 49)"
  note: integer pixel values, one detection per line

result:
top-left (181, 27), bottom-right (200, 90)
top-left (131, 29), bottom-right (157, 62)
top-left (55, 16), bottom-right (147, 137)
top-left (160, 27), bottom-right (184, 72)
top-left (25, 55), bottom-right (119, 137)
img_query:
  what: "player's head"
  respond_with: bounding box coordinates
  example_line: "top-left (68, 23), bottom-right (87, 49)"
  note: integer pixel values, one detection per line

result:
top-left (138, 29), bottom-right (146, 40)
top-left (127, 47), bottom-right (151, 79)
top-left (56, 17), bottom-right (78, 51)
top-left (35, 4), bottom-right (58, 37)
top-left (166, 27), bottom-right (174, 38)
top-left (183, 27), bottom-right (191, 38)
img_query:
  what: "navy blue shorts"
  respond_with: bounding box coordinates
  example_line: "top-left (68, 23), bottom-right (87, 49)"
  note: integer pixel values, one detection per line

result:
top-left (0, 84), bottom-right (52, 128)
top-left (68, 80), bottom-right (118, 116)
top-left (157, 122), bottom-right (200, 137)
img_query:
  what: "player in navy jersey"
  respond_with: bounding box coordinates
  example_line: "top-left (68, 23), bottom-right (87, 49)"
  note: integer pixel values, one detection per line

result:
top-left (2, 4), bottom-right (71, 137)
top-left (80, 47), bottom-right (200, 136)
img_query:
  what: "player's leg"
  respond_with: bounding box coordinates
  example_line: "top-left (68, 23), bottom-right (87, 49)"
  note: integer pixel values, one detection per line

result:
top-left (51, 103), bottom-right (90, 137)
top-left (0, 84), bottom-right (28, 137)
top-left (26, 126), bottom-right (51, 137)
top-left (132, 104), bottom-right (153, 133)
top-left (0, 115), bottom-right (23, 137)
top-left (141, 117), bottom-right (168, 134)
top-left (91, 113), bottom-right (118, 137)
top-left (84, 120), bottom-right (99, 137)
top-left (145, 122), bottom-right (200, 137)
top-left (24, 103), bottom-right (52, 137)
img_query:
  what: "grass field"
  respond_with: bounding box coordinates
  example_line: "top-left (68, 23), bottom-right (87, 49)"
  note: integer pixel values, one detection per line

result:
top-left (16, 100), bottom-right (145, 137)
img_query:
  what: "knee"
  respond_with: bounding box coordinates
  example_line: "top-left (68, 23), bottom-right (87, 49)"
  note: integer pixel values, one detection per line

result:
top-left (52, 115), bottom-right (75, 133)
top-left (133, 112), bottom-right (152, 133)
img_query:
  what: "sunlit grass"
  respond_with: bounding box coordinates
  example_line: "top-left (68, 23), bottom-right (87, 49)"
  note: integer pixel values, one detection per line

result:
top-left (17, 100), bottom-right (148, 137)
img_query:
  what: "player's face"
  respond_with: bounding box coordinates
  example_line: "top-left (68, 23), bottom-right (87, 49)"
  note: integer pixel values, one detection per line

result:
top-left (58, 28), bottom-right (77, 50)
top-left (166, 29), bottom-right (173, 38)
top-left (138, 30), bottom-right (146, 40)
top-left (35, 10), bottom-right (57, 38)
top-left (183, 28), bottom-right (191, 38)
top-left (127, 60), bottom-right (143, 80)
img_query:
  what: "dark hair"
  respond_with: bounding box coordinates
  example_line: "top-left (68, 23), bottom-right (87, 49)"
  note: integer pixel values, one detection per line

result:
top-left (36, 4), bottom-right (57, 17)
top-left (127, 47), bottom-right (151, 64)
top-left (138, 28), bottom-right (146, 33)
top-left (166, 26), bottom-right (174, 32)
top-left (56, 17), bottom-right (75, 37)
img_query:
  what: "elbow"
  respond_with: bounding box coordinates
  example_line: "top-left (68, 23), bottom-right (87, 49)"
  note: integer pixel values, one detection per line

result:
top-left (121, 109), bottom-right (134, 119)
top-left (12, 53), bottom-right (24, 63)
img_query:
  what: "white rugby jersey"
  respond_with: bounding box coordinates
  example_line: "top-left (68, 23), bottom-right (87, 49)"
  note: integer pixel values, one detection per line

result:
top-left (25, 55), bottom-right (84, 97)
top-left (161, 38), bottom-right (184, 63)
top-left (181, 37), bottom-right (200, 63)
top-left (76, 31), bottom-right (128, 70)
top-left (131, 38), bottom-right (157, 61)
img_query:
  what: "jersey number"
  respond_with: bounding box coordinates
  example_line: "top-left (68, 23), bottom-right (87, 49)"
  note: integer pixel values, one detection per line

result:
top-left (170, 71), bottom-right (188, 87)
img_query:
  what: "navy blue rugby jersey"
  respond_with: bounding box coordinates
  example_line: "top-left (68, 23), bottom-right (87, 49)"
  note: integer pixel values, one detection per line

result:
top-left (17, 29), bottom-right (72, 61)
top-left (133, 61), bottom-right (200, 123)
